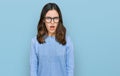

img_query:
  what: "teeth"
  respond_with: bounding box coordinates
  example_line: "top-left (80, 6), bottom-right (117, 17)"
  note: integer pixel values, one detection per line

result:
top-left (50, 26), bottom-right (55, 28)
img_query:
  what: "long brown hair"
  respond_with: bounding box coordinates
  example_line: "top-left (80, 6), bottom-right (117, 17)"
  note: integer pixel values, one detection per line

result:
top-left (37, 3), bottom-right (66, 45)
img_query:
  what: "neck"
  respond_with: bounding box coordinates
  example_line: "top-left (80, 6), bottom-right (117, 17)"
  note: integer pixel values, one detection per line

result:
top-left (48, 32), bottom-right (55, 37)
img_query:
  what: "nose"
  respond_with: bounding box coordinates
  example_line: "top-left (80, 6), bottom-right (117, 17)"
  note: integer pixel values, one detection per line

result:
top-left (51, 19), bottom-right (54, 24)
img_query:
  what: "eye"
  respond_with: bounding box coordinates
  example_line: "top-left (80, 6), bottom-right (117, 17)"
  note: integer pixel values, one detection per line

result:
top-left (44, 17), bottom-right (59, 23)
top-left (45, 17), bottom-right (51, 22)
top-left (53, 17), bottom-right (59, 22)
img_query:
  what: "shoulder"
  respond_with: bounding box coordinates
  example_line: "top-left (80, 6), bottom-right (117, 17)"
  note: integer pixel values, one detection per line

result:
top-left (65, 35), bottom-right (74, 52)
top-left (66, 35), bottom-right (72, 42)
top-left (66, 35), bottom-right (73, 46)
top-left (31, 36), bottom-right (38, 44)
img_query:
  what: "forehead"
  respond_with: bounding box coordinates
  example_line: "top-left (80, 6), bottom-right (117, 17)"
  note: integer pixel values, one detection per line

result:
top-left (45, 9), bottom-right (59, 17)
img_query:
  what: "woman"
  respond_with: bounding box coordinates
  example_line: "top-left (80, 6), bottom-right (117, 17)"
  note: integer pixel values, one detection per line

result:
top-left (30, 3), bottom-right (74, 76)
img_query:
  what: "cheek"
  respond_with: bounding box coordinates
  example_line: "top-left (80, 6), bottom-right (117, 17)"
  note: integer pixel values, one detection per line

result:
top-left (55, 24), bottom-right (58, 29)
top-left (45, 23), bottom-right (49, 29)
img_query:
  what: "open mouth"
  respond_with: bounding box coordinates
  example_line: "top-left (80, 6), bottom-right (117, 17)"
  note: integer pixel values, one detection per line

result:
top-left (50, 26), bottom-right (55, 29)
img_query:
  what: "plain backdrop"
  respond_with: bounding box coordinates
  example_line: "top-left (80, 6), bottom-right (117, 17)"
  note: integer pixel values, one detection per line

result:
top-left (0, 0), bottom-right (120, 76)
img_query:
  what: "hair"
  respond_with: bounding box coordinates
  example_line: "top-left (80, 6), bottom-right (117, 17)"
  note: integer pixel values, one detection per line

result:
top-left (37, 3), bottom-right (66, 45)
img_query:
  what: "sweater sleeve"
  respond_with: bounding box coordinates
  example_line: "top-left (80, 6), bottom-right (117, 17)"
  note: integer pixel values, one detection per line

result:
top-left (66, 36), bottom-right (74, 76)
top-left (30, 38), bottom-right (38, 76)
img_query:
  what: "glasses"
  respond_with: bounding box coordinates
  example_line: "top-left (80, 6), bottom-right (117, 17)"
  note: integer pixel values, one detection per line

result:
top-left (44, 17), bottom-right (59, 23)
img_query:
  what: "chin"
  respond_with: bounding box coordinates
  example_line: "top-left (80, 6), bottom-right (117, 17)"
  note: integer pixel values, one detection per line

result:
top-left (49, 30), bottom-right (56, 34)
top-left (50, 31), bottom-right (55, 34)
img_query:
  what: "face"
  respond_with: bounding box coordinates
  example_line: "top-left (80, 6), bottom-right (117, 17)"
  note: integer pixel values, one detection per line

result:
top-left (44, 9), bottom-right (59, 36)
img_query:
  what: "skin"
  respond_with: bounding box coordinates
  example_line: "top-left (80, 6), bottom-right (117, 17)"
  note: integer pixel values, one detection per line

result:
top-left (44, 9), bottom-right (59, 36)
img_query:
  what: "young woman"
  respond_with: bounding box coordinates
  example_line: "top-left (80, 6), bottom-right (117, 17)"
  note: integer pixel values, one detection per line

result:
top-left (30, 3), bottom-right (74, 76)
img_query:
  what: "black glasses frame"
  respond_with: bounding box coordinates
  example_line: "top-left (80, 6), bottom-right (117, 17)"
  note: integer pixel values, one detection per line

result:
top-left (44, 17), bottom-right (59, 23)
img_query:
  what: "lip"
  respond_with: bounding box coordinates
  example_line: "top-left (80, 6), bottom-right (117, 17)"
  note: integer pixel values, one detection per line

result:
top-left (49, 26), bottom-right (56, 31)
top-left (50, 26), bottom-right (55, 28)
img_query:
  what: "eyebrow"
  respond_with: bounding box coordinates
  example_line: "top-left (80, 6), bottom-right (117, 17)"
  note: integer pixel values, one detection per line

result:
top-left (45, 16), bottom-right (59, 18)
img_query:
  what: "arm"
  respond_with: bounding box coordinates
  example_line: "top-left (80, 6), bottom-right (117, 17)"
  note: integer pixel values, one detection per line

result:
top-left (30, 38), bottom-right (38, 76)
top-left (66, 36), bottom-right (74, 76)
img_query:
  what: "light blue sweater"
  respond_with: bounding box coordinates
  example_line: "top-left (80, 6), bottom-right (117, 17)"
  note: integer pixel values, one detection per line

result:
top-left (30, 35), bottom-right (74, 76)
